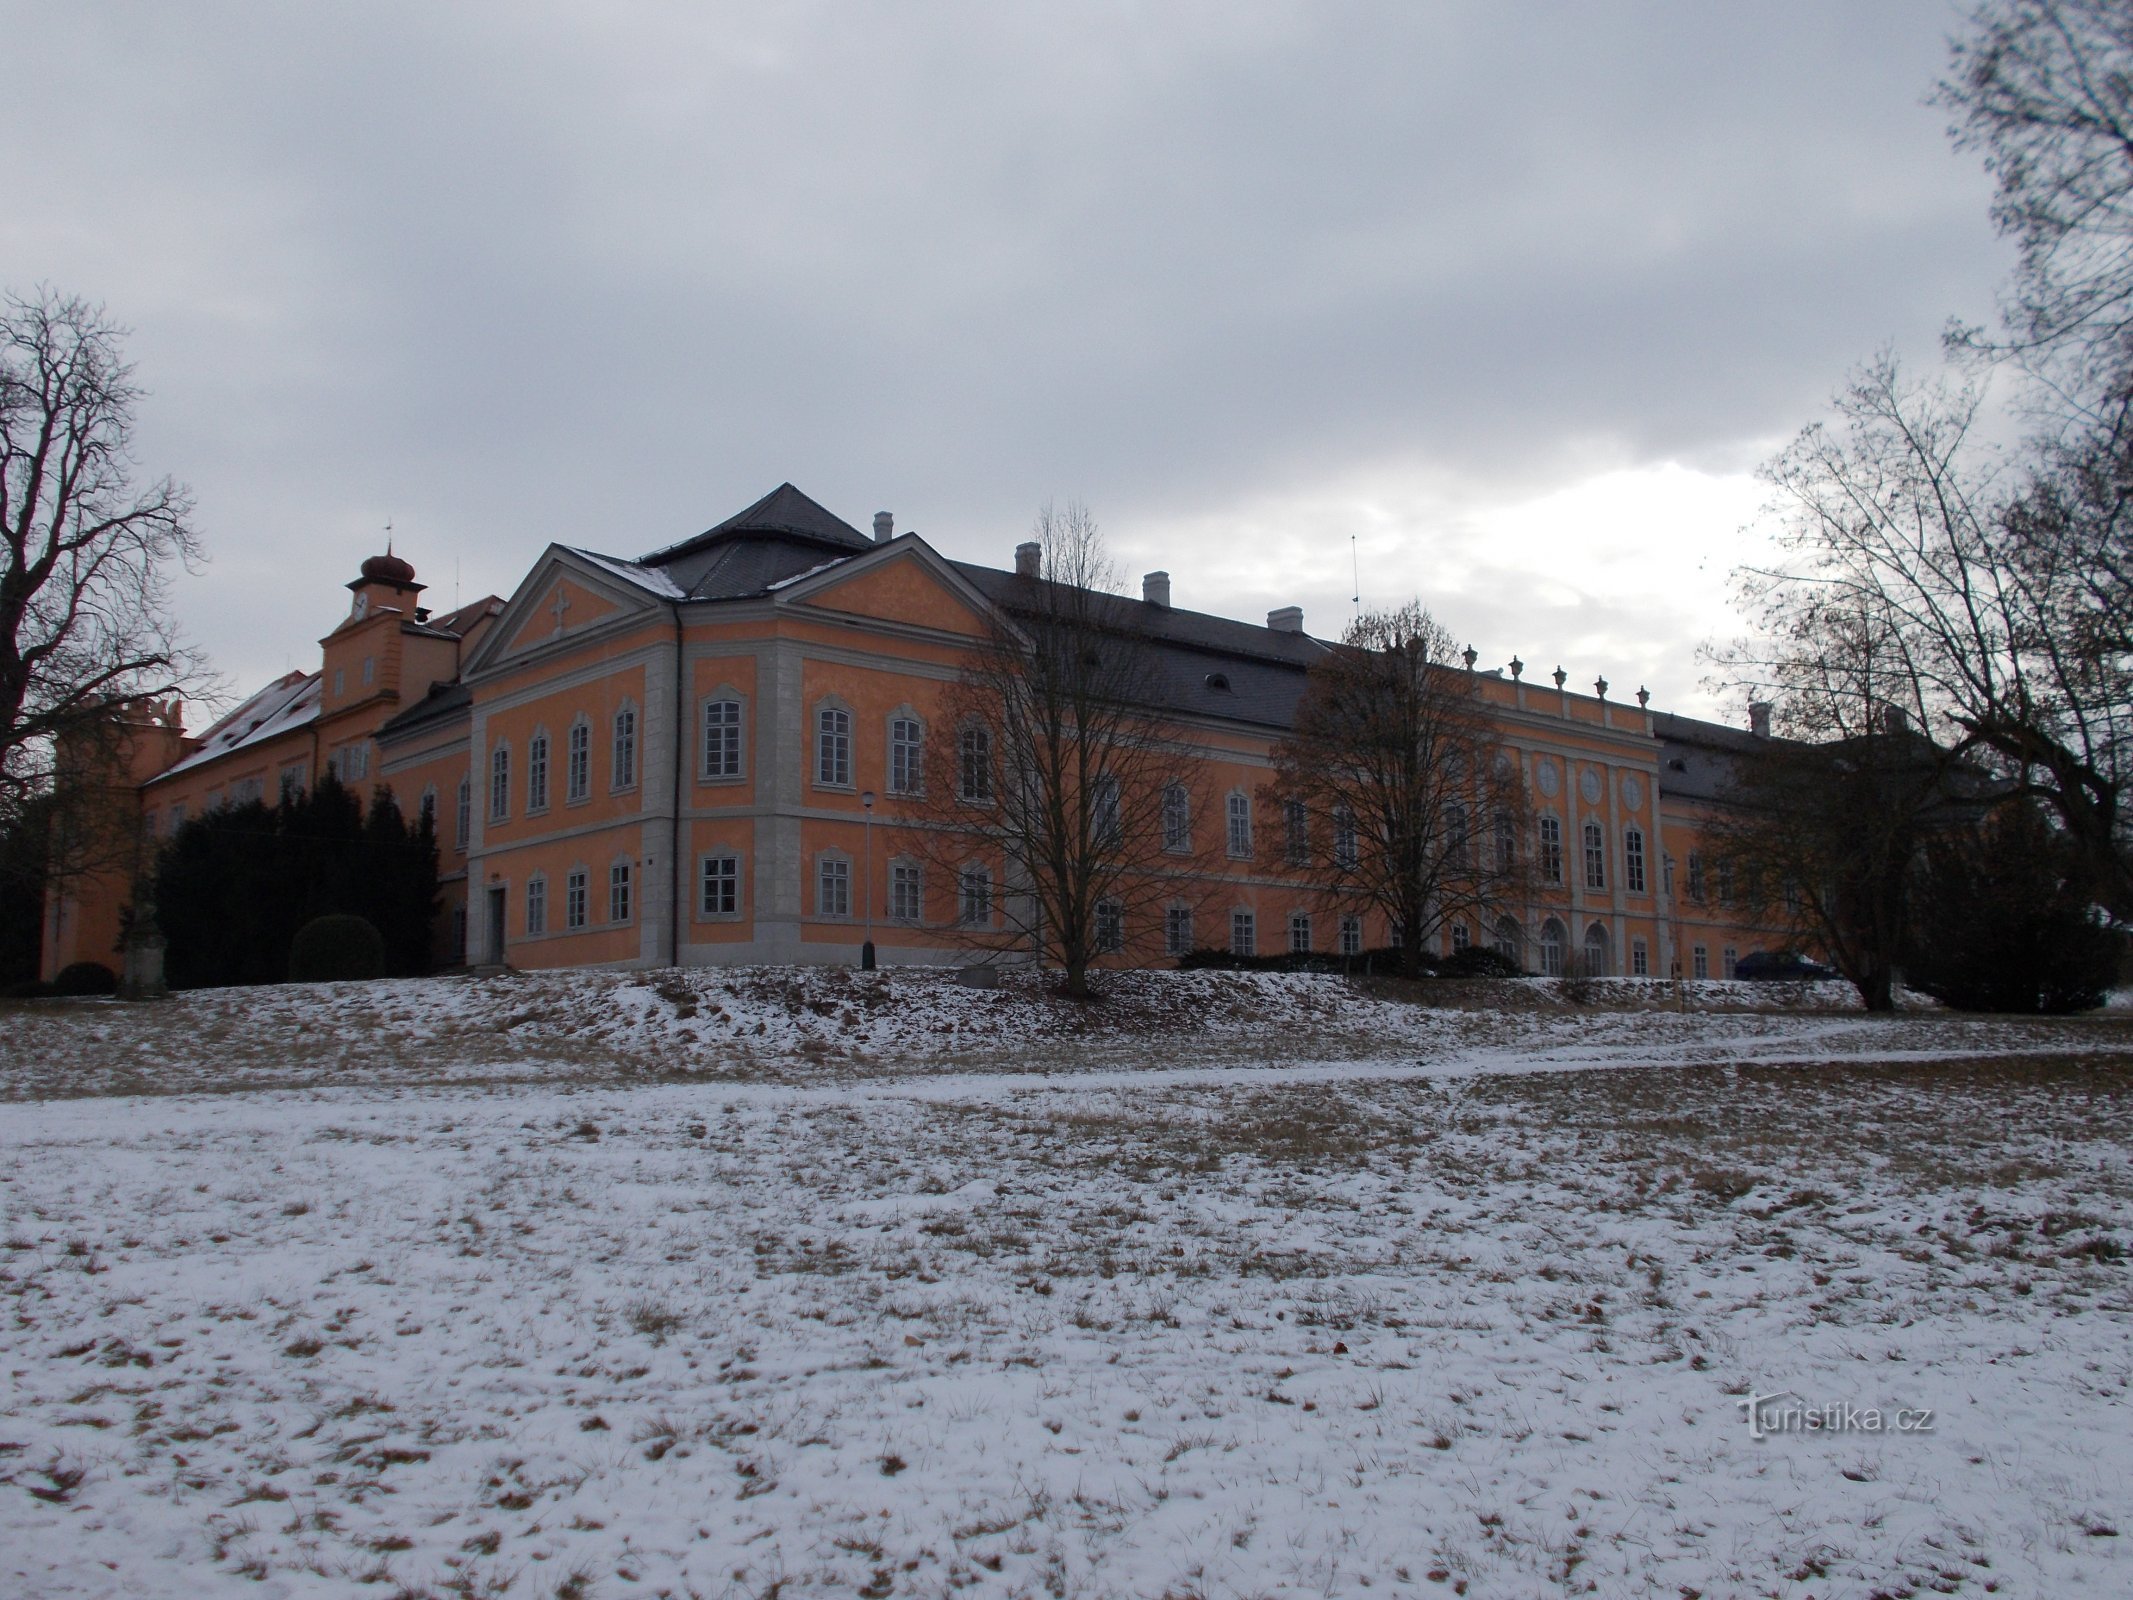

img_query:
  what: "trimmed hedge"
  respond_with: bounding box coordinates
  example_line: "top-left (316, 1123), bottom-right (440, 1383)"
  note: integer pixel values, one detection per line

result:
top-left (52, 961), bottom-right (119, 997)
top-left (1437, 945), bottom-right (1523, 979)
top-left (288, 914), bottom-right (386, 983)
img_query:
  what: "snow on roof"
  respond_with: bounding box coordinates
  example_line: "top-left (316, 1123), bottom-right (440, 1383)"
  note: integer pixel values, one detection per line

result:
top-left (155, 671), bottom-right (319, 782)
top-left (563, 547), bottom-right (688, 600)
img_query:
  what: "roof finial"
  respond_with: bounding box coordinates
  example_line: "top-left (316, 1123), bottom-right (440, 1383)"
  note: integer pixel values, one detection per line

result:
top-left (384, 515), bottom-right (394, 557)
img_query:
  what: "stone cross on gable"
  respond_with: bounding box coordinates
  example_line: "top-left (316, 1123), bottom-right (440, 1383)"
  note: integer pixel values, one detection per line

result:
top-left (549, 586), bottom-right (571, 634)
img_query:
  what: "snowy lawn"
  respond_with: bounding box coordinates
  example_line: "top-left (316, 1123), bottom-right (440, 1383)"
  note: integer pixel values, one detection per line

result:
top-left (3, 970), bottom-right (2131, 1599)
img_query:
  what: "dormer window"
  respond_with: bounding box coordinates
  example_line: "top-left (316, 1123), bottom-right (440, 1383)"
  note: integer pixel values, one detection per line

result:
top-left (1205, 672), bottom-right (1231, 691)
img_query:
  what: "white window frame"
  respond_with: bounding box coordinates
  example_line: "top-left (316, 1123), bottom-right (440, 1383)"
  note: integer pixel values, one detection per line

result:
top-left (565, 868), bottom-right (588, 930)
top-left (890, 859), bottom-right (923, 923)
top-left (1162, 784), bottom-right (1191, 853)
top-left (700, 853), bottom-right (740, 918)
top-left (566, 719), bottom-right (591, 804)
top-left (525, 874), bottom-right (547, 936)
top-left (1095, 898), bottom-right (1124, 953)
top-left (612, 703), bottom-right (638, 792)
top-left (527, 728), bottom-right (551, 813)
top-left (1164, 905), bottom-right (1194, 957)
top-left (1582, 820), bottom-right (1605, 891)
top-left (1230, 907), bottom-right (1256, 956)
top-left (702, 696), bottom-right (745, 782)
top-left (957, 864), bottom-right (991, 926)
top-left (816, 703), bottom-right (853, 789)
top-left (1226, 792), bottom-right (1253, 859)
top-left (609, 861), bottom-right (633, 924)
top-left (489, 743), bottom-right (510, 822)
top-left (1288, 911), bottom-right (1311, 954)
top-left (1624, 827), bottom-right (1646, 894)
top-left (1539, 816), bottom-right (1563, 884)
top-left (888, 713), bottom-right (924, 796)
top-left (958, 727), bottom-right (993, 803)
top-left (818, 854), bottom-right (852, 918)
top-left (1339, 915), bottom-right (1363, 956)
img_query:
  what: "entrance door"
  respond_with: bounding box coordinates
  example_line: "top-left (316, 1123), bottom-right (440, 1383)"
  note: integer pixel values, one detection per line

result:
top-left (485, 886), bottom-right (506, 966)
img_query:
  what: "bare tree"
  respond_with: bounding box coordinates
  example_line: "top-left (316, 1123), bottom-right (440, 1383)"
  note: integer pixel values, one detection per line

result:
top-left (1, 288), bottom-right (206, 834)
top-left (1705, 600), bottom-right (1968, 1012)
top-left (1269, 602), bottom-right (1530, 978)
top-left (1716, 355), bottom-right (2130, 920)
top-left (1940, 0), bottom-right (2133, 421)
top-left (905, 502), bottom-right (1212, 997)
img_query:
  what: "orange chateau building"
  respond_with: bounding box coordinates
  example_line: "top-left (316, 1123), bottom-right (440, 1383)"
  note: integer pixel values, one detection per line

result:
top-left (43, 484), bottom-right (1777, 983)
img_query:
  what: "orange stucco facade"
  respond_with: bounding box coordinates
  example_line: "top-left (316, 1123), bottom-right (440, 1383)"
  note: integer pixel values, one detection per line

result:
top-left (43, 484), bottom-right (1783, 982)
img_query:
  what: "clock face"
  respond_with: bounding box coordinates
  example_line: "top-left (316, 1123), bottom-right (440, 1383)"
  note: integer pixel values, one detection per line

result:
top-left (1534, 760), bottom-right (1559, 798)
top-left (1621, 774), bottom-right (1645, 811)
top-left (1579, 768), bottom-right (1603, 805)
top-left (353, 593), bottom-right (369, 619)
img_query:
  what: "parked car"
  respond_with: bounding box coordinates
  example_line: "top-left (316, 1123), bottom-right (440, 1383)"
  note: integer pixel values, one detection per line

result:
top-left (1734, 950), bottom-right (1838, 981)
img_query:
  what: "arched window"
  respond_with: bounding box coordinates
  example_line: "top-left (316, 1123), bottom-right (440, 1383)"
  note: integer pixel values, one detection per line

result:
top-left (612, 705), bottom-right (638, 790)
top-left (1583, 921), bottom-right (1609, 977)
top-left (489, 743), bottom-right (511, 822)
top-left (703, 697), bottom-right (744, 781)
top-left (1624, 827), bottom-right (1646, 893)
top-left (817, 705), bottom-right (852, 788)
top-left (1539, 917), bottom-right (1566, 977)
top-left (959, 728), bottom-right (993, 802)
top-left (527, 730), bottom-right (551, 812)
top-left (566, 720), bottom-right (591, 802)
top-left (1226, 792), bottom-right (1253, 858)
top-left (1582, 820), bottom-right (1605, 890)
top-left (1162, 783), bottom-right (1190, 852)
top-left (1494, 916), bottom-right (1521, 964)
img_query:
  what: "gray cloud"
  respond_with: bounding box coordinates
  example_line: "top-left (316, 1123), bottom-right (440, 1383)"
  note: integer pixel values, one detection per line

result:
top-left (2, 0), bottom-right (2006, 714)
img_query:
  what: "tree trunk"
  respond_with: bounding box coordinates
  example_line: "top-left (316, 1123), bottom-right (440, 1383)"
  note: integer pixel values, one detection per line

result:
top-left (1062, 954), bottom-right (1090, 999)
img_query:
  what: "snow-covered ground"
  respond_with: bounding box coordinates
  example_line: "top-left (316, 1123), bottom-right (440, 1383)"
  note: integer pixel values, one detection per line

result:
top-left (3, 969), bottom-right (2131, 1599)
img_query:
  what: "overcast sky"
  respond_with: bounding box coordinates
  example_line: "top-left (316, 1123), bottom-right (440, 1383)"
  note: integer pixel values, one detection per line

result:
top-left (6, 1), bottom-right (2011, 722)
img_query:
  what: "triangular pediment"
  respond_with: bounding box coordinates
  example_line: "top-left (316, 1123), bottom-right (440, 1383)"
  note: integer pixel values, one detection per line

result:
top-left (777, 539), bottom-right (996, 637)
top-left (464, 548), bottom-right (665, 677)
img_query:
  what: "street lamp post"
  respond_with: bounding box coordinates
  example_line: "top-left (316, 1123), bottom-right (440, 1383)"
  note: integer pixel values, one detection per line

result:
top-left (860, 789), bottom-right (877, 970)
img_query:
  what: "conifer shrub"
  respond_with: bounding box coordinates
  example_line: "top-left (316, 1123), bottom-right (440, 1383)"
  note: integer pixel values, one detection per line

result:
top-left (288, 913), bottom-right (386, 983)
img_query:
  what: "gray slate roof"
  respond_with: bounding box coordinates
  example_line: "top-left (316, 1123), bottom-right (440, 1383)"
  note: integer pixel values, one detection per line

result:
top-left (952, 562), bottom-right (1328, 730)
top-left (1650, 710), bottom-right (1771, 803)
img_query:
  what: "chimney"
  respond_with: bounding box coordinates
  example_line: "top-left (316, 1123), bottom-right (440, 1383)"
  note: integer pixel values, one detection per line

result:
top-left (1882, 705), bottom-right (1910, 735)
top-left (1014, 541), bottom-right (1041, 578)
top-left (1749, 701), bottom-right (1772, 739)
top-left (1267, 605), bottom-right (1303, 633)
top-left (1142, 570), bottom-right (1171, 607)
top-left (872, 511), bottom-right (893, 544)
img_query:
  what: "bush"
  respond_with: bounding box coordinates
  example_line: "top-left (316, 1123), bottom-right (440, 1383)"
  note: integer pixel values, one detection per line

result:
top-left (1, 977), bottom-right (55, 999)
top-left (52, 961), bottom-right (118, 997)
top-left (288, 913), bottom-right (386, 983)
top-left (1437, 945), bottom-right (1522, 979)
top-left (1904, 803), bottom-right (2119, 1014)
